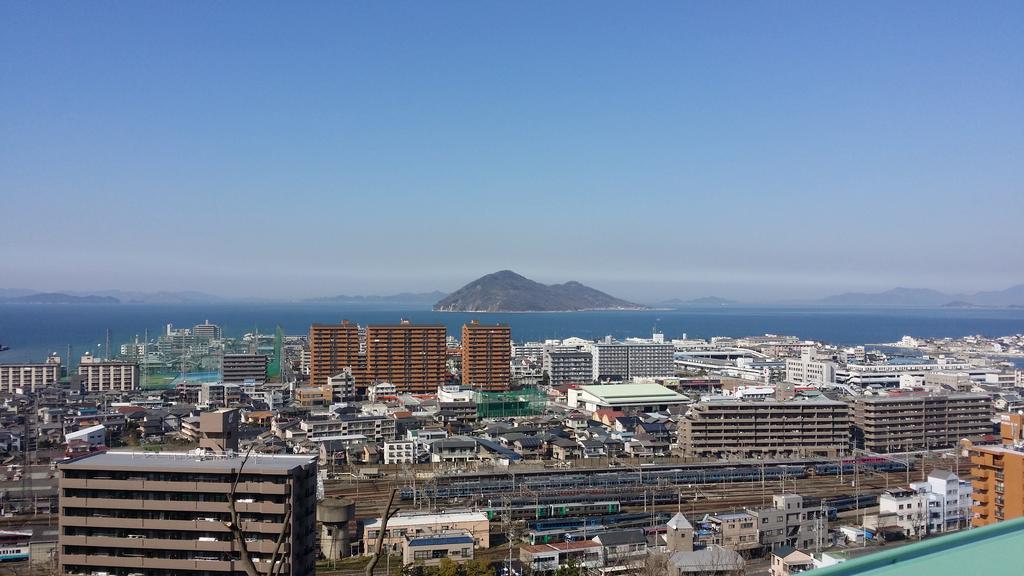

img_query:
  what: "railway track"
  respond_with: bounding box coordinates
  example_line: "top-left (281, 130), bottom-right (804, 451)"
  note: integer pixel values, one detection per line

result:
top-left (325, 456), bottom-right (971, 524)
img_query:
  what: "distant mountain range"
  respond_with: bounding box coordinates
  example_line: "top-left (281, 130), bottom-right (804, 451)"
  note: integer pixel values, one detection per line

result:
top-left (0, 289), bottom-right (226, 304)
top-left (657, 296), bottom-right (737, 307)
top-left (2, 292), bottom-right (120, 304)
top-left (3, 283), bottom-right (1021, 308)
top-left (434, 270), bottom-right (646, 312)
top-left (816, 285), bottom-right (1024, 307)
top-left (306, 291), bottom-right (448, 305)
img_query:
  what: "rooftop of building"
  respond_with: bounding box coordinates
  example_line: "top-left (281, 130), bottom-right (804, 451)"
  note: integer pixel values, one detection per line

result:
top-left (667, 512), bottom-right (693, 530)
top-left (578, 383), bottom-right (688, 401)
top-left (698, 397), bottom-right (848, 406)
top-left (711, 512), bottom-right (754, 521)
top-left (65, 424), bottom-right (106, 438)
top-left (811, 516), bottom-right (1024, 576)
top-left (365, 511), bottom-right (488, 529)
top-left (520, 540), bottom-right (602, 554)
top-left (855, 392), bottom-right (990, 402)
top-left (969, 443), bottom-right (1024, 456)
top-left (59, 450), bottom-right (315, 473)
top-left (406, 532), bottom-right (475, 547)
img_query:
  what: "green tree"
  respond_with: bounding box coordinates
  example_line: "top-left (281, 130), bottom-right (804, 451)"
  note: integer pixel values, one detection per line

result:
top-left (435, 558), bottom-right (459, 576)
top-left (462, 559), bottom-right (494, 576)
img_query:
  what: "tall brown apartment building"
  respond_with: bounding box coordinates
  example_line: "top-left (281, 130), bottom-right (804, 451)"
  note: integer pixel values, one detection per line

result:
top-left (851, 393), bottom-right (992, 453)
top-left (365, 321), bottom-right (448, 394)
top-left (970, 413), bottom-right (1024, 527)
top-left (461, 320), bottom-right (511, 391)
top-left (59, 451), bottom-right (318, 575)
top-left (309, 321), bottom-right (365, 392)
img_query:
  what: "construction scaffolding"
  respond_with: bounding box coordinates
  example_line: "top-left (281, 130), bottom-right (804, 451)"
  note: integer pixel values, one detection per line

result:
top-left (476, 387), bottom-right (546, 418)
top-left (267, 325), bottom-right (283, 379)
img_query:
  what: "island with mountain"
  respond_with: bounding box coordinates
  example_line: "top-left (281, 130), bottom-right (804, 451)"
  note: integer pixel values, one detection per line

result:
top-left (434, 270), bottom-right (646, 312)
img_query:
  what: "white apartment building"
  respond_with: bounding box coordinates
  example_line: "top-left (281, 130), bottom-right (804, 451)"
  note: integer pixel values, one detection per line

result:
top-left (368, 382), bottom-right (398, 403)
top-left (836, 361), bottom-right (984, 388)
top-left (384, 439), bottom-right (416, 464)
top-left (915, 470), bottom-right (972, 534)
top-left (543, 350), bottom-right (593, 386)
top-left (241, 386), bottom-right (285, 410)
top-left (878, 469), bottom-right (972, 537)
top-left (592, 340), bottom-right (674, 381)
top-left (301, 414), bottom-right (397, 442)
top-left (879, 488), bottom-right (928, 538)
top-left (64, 424), bottom-right (107, 449)
top-left (512, 342), bottom-right (546, 361)
top-left (784, 351), bottom-right (837, 385)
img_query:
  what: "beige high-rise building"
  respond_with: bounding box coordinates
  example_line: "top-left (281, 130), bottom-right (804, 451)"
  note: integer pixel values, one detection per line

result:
top-left (461, 320), bottom-right (511, 391)
top-left (0, 354), bottom-right (62, 393)
top-left (77, 353), bottom-right (138, 392)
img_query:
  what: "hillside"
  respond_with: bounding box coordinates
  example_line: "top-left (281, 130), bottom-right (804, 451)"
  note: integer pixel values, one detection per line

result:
top-left (434, 270), bottom-right (645, 312)
top-left (307, 291), bottom-right (447, 305)
top-left (817, 285), bottom-right (1024, 307)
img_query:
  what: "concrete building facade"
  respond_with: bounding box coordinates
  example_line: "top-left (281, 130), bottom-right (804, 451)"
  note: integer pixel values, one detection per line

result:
top-left (678, 399), bottom-right (850, 459)
top-left (543, 350), bottom-right (593, 387)
top-left (851, 393), bottom-right (992, 453)
top-left (363, 511), bottom-right (490, 555)
top-left (77, 354), bottom-right (139, 392)
top-left (592, 341), bottom-right (675, 381)
top-left (221, 354), bottom-right (268, 384)
top-left (58, 451), bottom-right (318, 575)
top-left (0, 355), bottom-right (62, 393)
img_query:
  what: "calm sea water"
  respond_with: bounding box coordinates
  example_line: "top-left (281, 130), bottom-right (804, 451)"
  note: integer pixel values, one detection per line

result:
top-left (2, 303), bottom-right (1024, 365)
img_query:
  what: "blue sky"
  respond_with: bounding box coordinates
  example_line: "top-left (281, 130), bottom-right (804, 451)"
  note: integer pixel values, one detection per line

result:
top-left (1, 2), bottom-right (1021, 301)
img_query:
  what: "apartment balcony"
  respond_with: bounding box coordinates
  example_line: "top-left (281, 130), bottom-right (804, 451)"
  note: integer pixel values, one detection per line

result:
top-left (61, 516), bottom-right (286, 534)
top-left (60, 535), bottom-right (284, 555)
top-left (60, 553), bottom-right (238, 572)
top-left (61, 478), bottom-right (288, 495)
top-left (61, 497), bottom-right (285, 515)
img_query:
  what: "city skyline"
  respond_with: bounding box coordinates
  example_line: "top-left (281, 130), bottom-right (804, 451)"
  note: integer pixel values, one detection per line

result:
top-left (2, 2), bottom-right (1022, 301)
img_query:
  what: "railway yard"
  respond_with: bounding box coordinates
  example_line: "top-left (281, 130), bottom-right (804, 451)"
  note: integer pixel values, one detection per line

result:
top-left (324, 453), bottom-right (972, 557)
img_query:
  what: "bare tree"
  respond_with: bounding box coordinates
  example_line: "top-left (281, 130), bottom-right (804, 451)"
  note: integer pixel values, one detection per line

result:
top-left (226, 445), bottom-right (294, 576)
top-left (365, 487), bottom-right (402, 576)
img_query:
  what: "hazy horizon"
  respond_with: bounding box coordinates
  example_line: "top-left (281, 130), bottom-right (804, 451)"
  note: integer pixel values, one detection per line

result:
top-left (3, 3), bottom-right (1021, 301)
top-left (2, 272), bottom-right (1023, 304)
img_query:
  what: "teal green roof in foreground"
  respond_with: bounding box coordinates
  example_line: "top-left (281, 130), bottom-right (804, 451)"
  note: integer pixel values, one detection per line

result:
top-left (813, 517), bottom-right (1024, 576)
